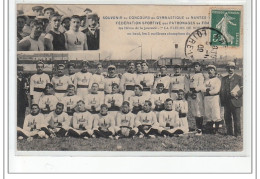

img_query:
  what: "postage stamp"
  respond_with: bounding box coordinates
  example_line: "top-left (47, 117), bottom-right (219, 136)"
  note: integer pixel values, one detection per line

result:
top-left (211, 10), bottom-right (241, 47)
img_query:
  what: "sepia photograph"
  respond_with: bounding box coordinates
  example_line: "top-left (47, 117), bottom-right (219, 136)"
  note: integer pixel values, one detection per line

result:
top-left (17, 4), bottom-right (100, 51)
top-left (16, 5), bottom-right (244, 152)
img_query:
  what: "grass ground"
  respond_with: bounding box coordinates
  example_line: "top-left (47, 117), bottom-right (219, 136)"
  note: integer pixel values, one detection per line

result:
top-left (17, 115), bottom-right (243, 151)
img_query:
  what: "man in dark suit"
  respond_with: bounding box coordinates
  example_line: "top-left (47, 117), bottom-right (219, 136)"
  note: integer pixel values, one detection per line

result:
top-left (82, 13), bottom-right (99, 50)
top-left (220, 62), bottom-right (243, 137)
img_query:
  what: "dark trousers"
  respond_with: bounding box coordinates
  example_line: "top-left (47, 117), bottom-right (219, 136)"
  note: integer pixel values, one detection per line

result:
top-left (224, 104), bottom-right (241, 136)
top-left (94, 130), bottom-right (113, 138)
top-left (138, 126), bottom-right (159, 136)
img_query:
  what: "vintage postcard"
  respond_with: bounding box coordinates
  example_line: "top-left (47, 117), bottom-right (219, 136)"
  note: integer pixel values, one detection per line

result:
top-left (15, 4), bottom-right (245, 153)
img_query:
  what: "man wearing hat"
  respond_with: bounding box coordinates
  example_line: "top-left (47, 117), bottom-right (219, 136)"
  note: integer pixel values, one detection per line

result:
top-left (59, 16), bottom-right (70, 33)
top-left (68, 62), bottom-right (76, 83)
top-left (170, 64), bottom-right (188, 100)
top-left (51, 64), bottom-right (73, 101)
top-left (189, 61), bottom-right (205, 135)
top-left (82, 13), bottom-right (100, 50)
top-left (104, 65), bottom-right (120, 94)
top-left (29, 61), bottom-right (50, 104)
top-left (198, 65), bottom-right (222, 134)
top-left (153, 65), bottom-right (171, 94)
top-left (32, 6), bottom-right (44, 16)
top-left (22, 11), bottom-right (36, 36)
top-left (220, 62), bottom-right (243, 137)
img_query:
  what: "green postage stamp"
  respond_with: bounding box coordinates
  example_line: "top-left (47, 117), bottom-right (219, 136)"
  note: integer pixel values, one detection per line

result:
top-left (211, 10), bottom-right (241, 47)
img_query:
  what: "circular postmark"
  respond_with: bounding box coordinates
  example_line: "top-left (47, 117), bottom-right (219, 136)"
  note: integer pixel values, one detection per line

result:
top-left (184, 27), bottom-right (228, 60)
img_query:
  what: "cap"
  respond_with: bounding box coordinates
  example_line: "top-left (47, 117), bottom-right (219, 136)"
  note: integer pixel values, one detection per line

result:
top-left (32, 6), bottom-right (44, 11)
top-left (160, 65), bottom-right (167, 69)
top-left (84, 8), bottom-right (93, 13)
top-left (43, 7), bottom-right (55, 13)
top-left (226, 61), bottom-right (236, 67)
top-left (17, 10), bottom-right (27, 20)
top-left (173, 64), bottom-right (181, 68)
top-left (108, 65), bottom-right (116, 69)
top-left (36, 61), bottom-right (44, 66)
top-left (35, 15), bottom-right (49, 21)
top-left (68, 62), bottom-right (75, 68)
top-left (58, 64), bottom-right (65, 68)
top-left (206, 65), bottom-right (217, 70)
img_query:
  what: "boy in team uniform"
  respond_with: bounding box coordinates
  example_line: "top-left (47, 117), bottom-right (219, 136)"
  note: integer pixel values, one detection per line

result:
top-left (30, 61), bottom-right (50, 104)
top-left (104, 65), bottom-right (120, 94)
top-left (129, 84), bottom-right (150, 114)
top-left (93, 104), bottom-right (115, 139)
top-left (115, 101), bottom-right (137, 139)
top-left (153, 66), bottom-right (171, 94)
top-left (38, 83), bottom-right (59, 116)
top-left (67, 100), bottom-right (94, 139)
top-left (68, 62), bottom-right (76, 83)
top-left (189, 62), bottom-right (205, 135)
top-left (32, 6), bottom-right (44, 16)
top-left (60, 16), bottom-right (70, 33)
top-left (51, 64), bottom-right (72, 101)
top-left (173, 89), bottom-right (189, 134)
top-left (199, 65), bottom-right (222, 134)
top-left (85, 83), bottom-right (104, 114)
top-left (119, 61), bottom-right (138, 102)
top-left (17, 104), bottom-right (47, 140)
top-left (170, 64), bottom-right (188, 100)
top-left (158, 98), bottom-right (182, 137)
top-left (44, 103), bottom-right (70, 137)
top-left (65, 15), bottom-right (88, 50)
top-left (135, 100), bottom-right (159, 138)
top-left (138, 61), bottom-right (154, 98)
top-left (151, 83), bottom-right (170, 116)
top-left (61, 84), bottom-right (82, 125)
top-left (104, 83), bottom-right (123, 118)
top-left (44, 13), bottom-right (66, 51)
top-left (74, 61), bottom-right (92, 99)
top-left (89, 63), bottom-right (105, 98)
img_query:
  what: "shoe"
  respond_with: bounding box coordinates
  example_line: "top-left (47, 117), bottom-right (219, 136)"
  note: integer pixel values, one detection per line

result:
top-left (149, 135), bottom-right (156, 139)
top-left (213, 123), bottom-right (216, 128)
top-left (163, 134), bottom-right (167, 138)
top-left (45, 134), bottom-right (49, 139)
top-left (178, 134), bottom-right (184, 137)
top-left (27, 137), bottom-right (33, 142)
top-left (195, 129), bottom-right (202, 136)
top-left (18, 136), bottom-right (24, 140)
top-left (115, 136), bottom-right (120, 140)
top-left (139, 134), bottom-right (144, 139)
top-left (65, 132), bottom-right (68, 137)
top-left (109, 136), bottom-right (114, 139)
top-left (92, 134), bottom-right (96, 138)
top-left (50, 134), bottom-right (55, 138)
top-left (83, 136), bottom-right (89, 140)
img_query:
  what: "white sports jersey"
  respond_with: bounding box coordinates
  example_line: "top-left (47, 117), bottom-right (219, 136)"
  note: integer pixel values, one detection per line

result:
top-left (69, 73), bottom-right (76, 84)
top-left (104, 76), bottom-right (121, 94)
top-left (104, 93), bottom-right (123, 109)
top-left (119, 72), bottom-right (138, 92)
top-left (116, 112), bottom-right (136, 128)
top-left (45, 111), bottom-right (70, 129)
top-left (135, 110), bottom-right (159, 127)
top-left (173, 99), bottom-right (188, 114)
top-left (30, 73), bottom-right (50, 96)
top-left (61, 95), bottom-right (82, 112)
top-left (150, 93), bottom-right (170, 110)
top-left (23, 113), bottom-right (45, 132)
top-left (93, 113), bottom-right (115, 131)
top-left (65, 30), bottom-right (87, 50)
top-left (19, 36), bottom-right (44, 51)
top-left (89, 74), bottom-right (105, 90)
top-left (74, 71), bottom-right (92, 88)
top-left (153, 75), bottom-right (171, 90)
top-left (72, 111), bottom-right (94, 130)
top-left (189, 72), bottom-right (205, 90)
top-left (137, 73), bottom-right (154, 89)
top-left (200, 77), bottom-right (221, 95)
top-left (84, 93), bottom-right (104, 111)
top-left (129, 94), bottom-right (151, 110)
top-left (38, 94), bottom-right (59, 111)
top-left (170, 75), bottom-right (188, 91)
top-left (158, 110), bottom-right (180, 128)
top-left (51, 75), bottom-right (72, 91)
